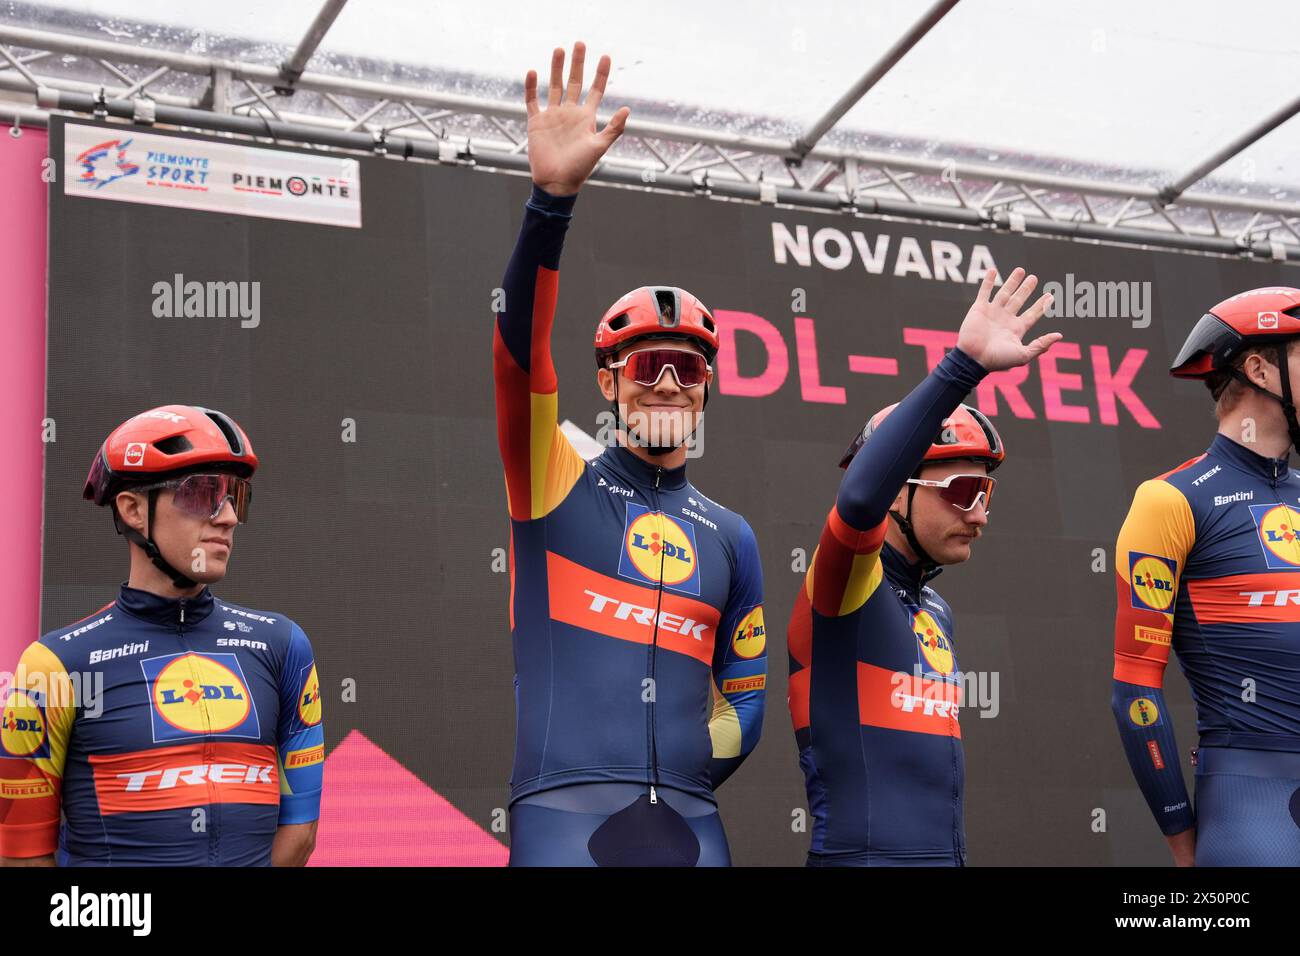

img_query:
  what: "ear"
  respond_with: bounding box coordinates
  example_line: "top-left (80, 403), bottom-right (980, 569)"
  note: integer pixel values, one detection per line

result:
top-left (890, 484), bottom-right (908, 514)
top-left (596, 367), bottom-right (616, 401)
top-left (114, 490), bottom-right (148, 534)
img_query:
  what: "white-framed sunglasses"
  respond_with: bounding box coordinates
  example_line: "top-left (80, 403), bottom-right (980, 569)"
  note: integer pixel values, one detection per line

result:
top-left (905, 473), bottom-right (996, 513)
top-left (607, 346), bottom-right (712, 388)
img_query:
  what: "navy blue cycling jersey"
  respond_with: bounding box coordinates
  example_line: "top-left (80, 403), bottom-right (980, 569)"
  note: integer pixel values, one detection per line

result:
top-left (0, 585), bottom-right (323, 865)
top-left (789, 347), bottom-right (987, 865)
top-left (494, 185), bottom-right (767, 804)
top-left (1113, 432), bottom-right (1300, 840)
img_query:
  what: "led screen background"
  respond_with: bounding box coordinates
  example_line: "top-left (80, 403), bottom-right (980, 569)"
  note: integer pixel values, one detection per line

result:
top-left (42, 116), bottom-right (1300, 865)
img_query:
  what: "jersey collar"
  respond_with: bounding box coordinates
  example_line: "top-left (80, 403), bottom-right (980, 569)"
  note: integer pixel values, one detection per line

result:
top-left (605, 444), bottom-right (689, 491)
top-left (115, 582), bottom-right (216, 627)
top-left (1210, 432), bottom-right (1292, 482)
top-left (881, 541), bottom-right (943, 593)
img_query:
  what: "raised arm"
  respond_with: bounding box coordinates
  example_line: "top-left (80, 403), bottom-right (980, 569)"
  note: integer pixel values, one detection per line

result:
top-left (493, 41), bottom-right (629, 521)
top-left (810, 268), bottom-right (1058, 618)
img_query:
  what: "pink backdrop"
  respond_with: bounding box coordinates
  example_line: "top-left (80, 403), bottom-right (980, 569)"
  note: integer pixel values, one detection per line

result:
top-left (0, 126), bottom-right (48, 676)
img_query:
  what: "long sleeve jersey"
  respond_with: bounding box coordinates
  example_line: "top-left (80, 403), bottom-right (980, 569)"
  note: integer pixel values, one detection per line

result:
top-left (0, 584), bottom-right (323, 865)
top-left (788, 346), bottom-right (987, 865)
top-left (1112, 432), bottom-right (1300, 835)
top-left (494, 185), bottom-right (766, 803)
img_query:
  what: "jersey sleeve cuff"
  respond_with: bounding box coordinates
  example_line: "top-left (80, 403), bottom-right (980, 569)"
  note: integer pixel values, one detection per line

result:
top-left (0, 821), bottom-right (59, 858)
top-left (277, 789), bottom-right (321, 826)
top-left (527, 184), bottom-right (579, 218)
top-left (937, 346), bottom-right (988, 390)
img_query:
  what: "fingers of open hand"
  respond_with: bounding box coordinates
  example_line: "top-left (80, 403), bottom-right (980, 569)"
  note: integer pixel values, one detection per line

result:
top-left (565, 41), bottom-right (587, 105)
top-left (1026, 331), bottom-right (1063, 358)
top-left (601, 105), bottom-right (630, 144)
top-left (992, 267), bottom-right (1026, 308)
top-left (1022, 291), bottom-right (1054, 326)
top-left (976, 267), bottom-right (996, 304)
top-left (1006, 272), bottom-right (1038, 314)
top-left (548, 48), bottom-right (564, 108)
top-left (524, 70), bottom-right (539, 117)
top-left (585, 53), bottom-right (611, 111)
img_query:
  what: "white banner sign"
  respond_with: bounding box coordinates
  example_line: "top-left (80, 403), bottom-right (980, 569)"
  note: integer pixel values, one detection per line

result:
top-left (64, 122), bottom-right (362, 228)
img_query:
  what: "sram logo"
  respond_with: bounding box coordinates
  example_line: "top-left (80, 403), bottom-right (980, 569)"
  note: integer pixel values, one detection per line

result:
top-left (582, 589), bottom-right (709, 640)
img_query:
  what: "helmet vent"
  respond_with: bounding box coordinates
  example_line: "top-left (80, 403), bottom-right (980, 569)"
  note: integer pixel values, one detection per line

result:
top-left (203, 408), bottom-right (245, 455)
top-left (701, 314), bottom-right (716, 335)
top-left (608, 312), bottom-right (630, 332)
top-left (154, 435), bottom-right (193, 455)
top-left (654, 289), bottom-right (680, 328)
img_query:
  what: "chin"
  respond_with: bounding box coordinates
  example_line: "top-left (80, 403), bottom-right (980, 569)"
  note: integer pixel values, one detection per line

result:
top-left (939, 540), bottom-right (975, 565)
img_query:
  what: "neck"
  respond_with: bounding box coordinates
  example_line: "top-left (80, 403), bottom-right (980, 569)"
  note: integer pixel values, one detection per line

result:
top-left (884, 521), bottom-right (920, 565)
top-left (127, 546), bottom-right (207, 600)
top-left (1218, 401), bottom-right (1292, 459)
top-left (617, 429), bottom-right (688, 470)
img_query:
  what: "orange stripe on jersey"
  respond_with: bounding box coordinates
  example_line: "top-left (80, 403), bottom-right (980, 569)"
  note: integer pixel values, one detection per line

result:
top-left (857, 662), bottom-right (961, 738)
top-left (1187, 572), bottom-right (1300, 623)
top-left (529, 267), bottom-right (559, 394)
top-left (546, 551), bottom-right (719, 665)
top-left (89, 742), bottom-right (279, 815)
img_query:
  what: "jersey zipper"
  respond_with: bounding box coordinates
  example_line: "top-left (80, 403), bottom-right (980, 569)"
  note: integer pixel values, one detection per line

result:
top-left (177, 598), bottom-right (219, 865)
top-left (647, 465), bottom-right (665, 800)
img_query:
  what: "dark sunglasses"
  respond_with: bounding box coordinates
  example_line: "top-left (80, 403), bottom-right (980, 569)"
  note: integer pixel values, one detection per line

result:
top-left (137, 473), bottom-right (252, 523)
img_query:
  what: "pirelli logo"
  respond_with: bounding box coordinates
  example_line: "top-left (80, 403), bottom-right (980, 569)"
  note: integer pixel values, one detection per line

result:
top-left (1134, 625), bottom-right (1172, 646)
top-left (0, 777), bottom-right (53, 799)
top-left (721, 676), bottom-right (766, 693)
top-left (1147, 740), bottom-right (1166, 770)
top-left (285, 745), bottom-right (325, 769)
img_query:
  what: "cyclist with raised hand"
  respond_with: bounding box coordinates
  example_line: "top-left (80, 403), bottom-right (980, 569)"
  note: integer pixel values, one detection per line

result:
top-left (788, 268), bottom-right (1058, 866)
top-left (0, 406), bottom-right (324, 866)
top-left (495, 41), bottom-right (766, 866)
top-left (1113, 287), bottom-right (1300, 866)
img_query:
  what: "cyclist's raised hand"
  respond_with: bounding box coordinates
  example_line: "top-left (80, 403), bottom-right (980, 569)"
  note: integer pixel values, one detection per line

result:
top-left (955, 267), bottom-right (1060, 372)
top-left (525, 41), bottom-right (629, 197)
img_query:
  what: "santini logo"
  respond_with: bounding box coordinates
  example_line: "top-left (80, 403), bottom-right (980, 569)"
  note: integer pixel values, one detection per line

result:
top-left (50, 885), bottom-right (151, 936)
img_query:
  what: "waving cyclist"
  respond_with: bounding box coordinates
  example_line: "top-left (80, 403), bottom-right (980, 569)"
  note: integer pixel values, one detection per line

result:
top-left (495, 42), bottom-right (766, 866)
top-left (789, 268), bottom-right (1057, 866)
top-left (0, 405), bottom-right (324, 866)
top-left (1113, 287), bottom-right (1300, 866)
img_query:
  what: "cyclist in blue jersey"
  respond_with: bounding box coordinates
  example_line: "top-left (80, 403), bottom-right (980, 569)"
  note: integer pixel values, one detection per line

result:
top-left (495, 42), bottom-right (766, 866)
top-left (788, 268), bottom-right (1058, 865)
top-left (1113, 286), bottom-right (1300, 866)
top-left (0, 406), bottom-right (324, 866)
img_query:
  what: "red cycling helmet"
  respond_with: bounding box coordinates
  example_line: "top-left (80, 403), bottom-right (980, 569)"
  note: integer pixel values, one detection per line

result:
top-left (594, 286), bottom-right (719, 367)
top-left (84, 404), bottom-right (258, 506)
top-left (1170, 287), bottom-right (1300, 379)
top-left (840, 402), bottom-right (1005, 471)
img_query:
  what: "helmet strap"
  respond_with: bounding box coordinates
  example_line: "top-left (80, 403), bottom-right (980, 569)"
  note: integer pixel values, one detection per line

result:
top-left (116, 489), bottom-right (199, 590)
top-left (1226, 343), bottom-right (1300, 456)
top-left (888, 482), bottom-right (940, 573)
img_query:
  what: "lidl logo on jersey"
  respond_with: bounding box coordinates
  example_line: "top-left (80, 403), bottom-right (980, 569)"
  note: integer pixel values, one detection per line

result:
top-left (1249, 503), bottom-right (1300, 569)
top-left (141, 652), bottom-right (261, 742)
top-left (1127, 696), bottom-right (1162, 728)
top-left (618, 502), bottom-right (701, 595)
top-left (912, 610), bottom-right (955, 676)
top-left (730, 606), bottom-right (766, 660)
top-left (298, 662), bottom-right (322, 727)
top-left (1, 689), bottom-right (50, 758)
top-left (1128, 552), bottom-right (1177, 612)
